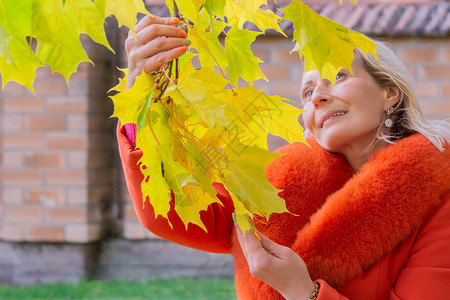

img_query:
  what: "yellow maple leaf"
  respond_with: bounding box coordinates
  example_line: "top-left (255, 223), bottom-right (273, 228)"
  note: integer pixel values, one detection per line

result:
top-left (281, 0), bottom-right (376, 85)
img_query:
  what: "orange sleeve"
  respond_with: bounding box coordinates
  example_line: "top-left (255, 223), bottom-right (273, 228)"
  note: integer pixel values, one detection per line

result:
top-left (117, 123), bottom-right (235, 254)
top-left (390, 191), bottom-right (450, 299)
top-left (316, 191), bottom-right (450, 300)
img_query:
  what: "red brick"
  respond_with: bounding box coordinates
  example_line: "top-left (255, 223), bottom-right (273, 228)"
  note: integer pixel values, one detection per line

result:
top-left (2, 81), bottom-right (26, 95)
top-left (442, 83), bottom-right (450, 97)
top-left (124, 221), bottom-right (159, 239)
top-left (3, 133), bottom-right (44, 149)
top-left (273, 49), bottom-right (302, 63)
top-left (3, 98), bottom-right (44, 112)
top-left (0, 224), bottom-right (23, 241)
top-left (65, 224), bottom-right (102, 243)
top-left (47, 207), bottom-right (87, 223)
top-left (2, 151), bottom-right (23, 168)
top-left (35, 66), bottom-right (51, 78)
top-left (4, 206), bottom-right (43, 222)
top-left (415, 82), bottom-right (438, 98)
top-left (253, 49), bottom-right (270, 62)
top-left (46, 170), bottom-right (87, 185)
top-left (67, 188), bottom-right (88, 204)
top-left (47, 135), bottom-right (88, 149)
top-left (271, 82), bottom-right (302, 98)
top-left (25, 225), bottom-right (65, 242)
top-left (47, 99), bottom-right (88, 113)
top-left (443, 48), bottom-right (450, 62)
top-left (67, 115), bottom-right (88, 132)
top-left (34, 78), bottom-right (68, 95)
top-left (3, 115), bottom-right (23, 131)
top-left (419, 100), bottom-right (450, 115)
top-left (404, 63), bottom-right (416, 79)
top-left (25, 189), bottom-right (63, 204)
top-left (3, 188), bottom-right (23, 204)
top-left (3, 170), bottom-right (43, 185)
top-left (26, 116), bottom-right (66, 131)
top-left (419, 66), bottom-right (450, 79)
top-left (399, 48), bottom-right (438, 62)
top-left (71, 62), bottom-right (92, 78)
top-left (260, 65), bottom-right (290, 80)
top-left (67, 151), bottom-right (88, 168)
top-left (25, 153), bottom-right (65, 168)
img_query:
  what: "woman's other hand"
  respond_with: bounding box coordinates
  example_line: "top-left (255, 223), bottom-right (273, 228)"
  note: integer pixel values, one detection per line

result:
top-left (236, 225), bottom-right (315, 300)
top-left (125, 15), bottom-right (189, 89)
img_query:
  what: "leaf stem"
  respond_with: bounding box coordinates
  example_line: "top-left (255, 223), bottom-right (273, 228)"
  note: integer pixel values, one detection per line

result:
top-left (147, 82), bottom-right (161, 148)
top-left (161, 65), bottom-right (176, 86)
top-left (186, 23), bottom-right (236, 94)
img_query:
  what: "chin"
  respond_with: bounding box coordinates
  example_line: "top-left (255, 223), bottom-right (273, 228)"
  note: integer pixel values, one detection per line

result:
top-left (313, 130), bottom-right (349, 154)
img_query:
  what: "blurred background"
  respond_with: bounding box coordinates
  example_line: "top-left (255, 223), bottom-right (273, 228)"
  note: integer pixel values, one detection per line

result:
top-left (0, 0), bottom-right (449, 293)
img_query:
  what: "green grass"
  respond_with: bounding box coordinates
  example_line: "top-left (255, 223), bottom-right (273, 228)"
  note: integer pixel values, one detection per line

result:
top-left (0, 277), bottom-right (237, 300)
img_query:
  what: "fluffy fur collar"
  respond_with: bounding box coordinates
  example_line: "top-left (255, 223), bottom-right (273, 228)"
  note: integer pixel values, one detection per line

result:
top-left (233, 134), bottom-right (450, 294)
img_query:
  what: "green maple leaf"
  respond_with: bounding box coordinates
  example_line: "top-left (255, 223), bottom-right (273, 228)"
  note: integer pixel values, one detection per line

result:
top-left (31, 0), bottom-right (91, 81)
top-left (188, 9), bottom-right (228, 70)
top-left (64, 0), bottom-right (113, 52)
top-left (137, 107), bottom-right (172, 221)
top-left (0, 27), bottom-right (43, 92)
top-left (110, 71), bottom-right (155, 127)
top-left (224, 0), bottom-right (266, 28)
top-left (225, 144), bottom-right (287, 221)
top-left (203, 0), bottom-right (225, 18)
top-left (173, 0), bottom-right (205, 24)
top-left (281, 0), bottom-right (377, 85)
top-left (0, 0), bottom-right (144, 91)
top-left (225, 27), bottom-right (267, 84)
top-left (102, 0), bottom-right (148, 36)
top-left (0, 0), bottom-right (32, 38)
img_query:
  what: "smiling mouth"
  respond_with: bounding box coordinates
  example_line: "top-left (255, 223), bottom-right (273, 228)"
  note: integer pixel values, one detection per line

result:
top-left (320, 111), bottom-right (347, 128)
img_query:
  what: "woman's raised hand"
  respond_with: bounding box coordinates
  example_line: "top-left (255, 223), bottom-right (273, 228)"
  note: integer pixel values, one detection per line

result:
top-left (236, 225), bottom-right (316, 300)
top-left (125, 15), bottom-right (189, 89)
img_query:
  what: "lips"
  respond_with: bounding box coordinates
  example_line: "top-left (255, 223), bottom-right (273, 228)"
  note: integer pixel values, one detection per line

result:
top-left (319, 110), bottom-right (347, 128)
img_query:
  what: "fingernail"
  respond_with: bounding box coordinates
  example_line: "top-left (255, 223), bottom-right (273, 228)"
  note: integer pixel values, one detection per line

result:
top-left (180, 31), bottom-right (188, 38)
top-left (170, 17), bottom-right (179, 24)
top-left (178, 46), bottom-right (187, 53)
top-left (232, 212), bottom-right (236, 223)
top-left (184, 38), bottom-right (191, 46)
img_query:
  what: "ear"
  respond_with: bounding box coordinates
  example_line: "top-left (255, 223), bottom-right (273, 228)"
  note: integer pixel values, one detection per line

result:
top-left (383, 86), bottom-right (401, 111)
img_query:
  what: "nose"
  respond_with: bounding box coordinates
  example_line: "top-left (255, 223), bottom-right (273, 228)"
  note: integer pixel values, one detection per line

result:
top-left (311, 79), bottom-right (333, 110)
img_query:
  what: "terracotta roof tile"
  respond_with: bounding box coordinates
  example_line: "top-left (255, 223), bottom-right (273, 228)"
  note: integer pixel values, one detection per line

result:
top-left (144, 1), bottom-right (450, 37)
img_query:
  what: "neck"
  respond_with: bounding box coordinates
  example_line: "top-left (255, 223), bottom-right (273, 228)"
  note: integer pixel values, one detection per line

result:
top-left (341, 137), bottom-right (389, 173)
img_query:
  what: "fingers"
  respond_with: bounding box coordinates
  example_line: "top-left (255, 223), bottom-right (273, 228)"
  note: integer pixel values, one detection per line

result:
top-left (125, 14), bottom-right (189, 83)
top-left (141, 46), bottom-right (187, 74)
top-left (136, 24), bottom-right (187, 45)
top-left (135, 15), bottom-right (179, 34)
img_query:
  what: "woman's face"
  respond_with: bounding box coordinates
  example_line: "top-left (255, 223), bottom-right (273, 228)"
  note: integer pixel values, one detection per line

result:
top-left (301, 58), bottom-right (389, 153)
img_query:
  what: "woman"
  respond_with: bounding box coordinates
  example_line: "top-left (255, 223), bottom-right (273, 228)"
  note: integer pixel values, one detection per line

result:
top-left (118, 15), bottom-right (450, 299)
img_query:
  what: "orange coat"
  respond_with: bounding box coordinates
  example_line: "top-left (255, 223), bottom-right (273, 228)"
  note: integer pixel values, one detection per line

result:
top-left (117, 124), bottom-right (450, 300)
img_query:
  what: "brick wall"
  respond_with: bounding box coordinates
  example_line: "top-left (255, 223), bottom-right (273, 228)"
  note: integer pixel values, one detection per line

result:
top-left (0, 35), bottom-right (118, 243)
top-left (0, 0), bottom-right (449, 284)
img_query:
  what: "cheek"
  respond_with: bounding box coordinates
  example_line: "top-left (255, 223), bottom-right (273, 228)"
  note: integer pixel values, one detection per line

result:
top-left (302, 110), bottom-right (314, 131)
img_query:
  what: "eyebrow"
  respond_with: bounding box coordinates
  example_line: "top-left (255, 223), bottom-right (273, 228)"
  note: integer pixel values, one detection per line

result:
top-left (301, 80), bottom-right (313, 90)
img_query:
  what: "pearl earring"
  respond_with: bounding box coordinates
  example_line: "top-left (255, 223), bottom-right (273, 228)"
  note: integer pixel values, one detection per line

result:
top-left (384, 107), bottom-right (394, 128)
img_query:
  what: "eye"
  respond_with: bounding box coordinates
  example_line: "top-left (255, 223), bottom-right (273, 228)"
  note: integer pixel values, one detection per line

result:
top-left (302, 87), bottom-right (314, 101)
top-left (336, 72), bottom-right (344, 80)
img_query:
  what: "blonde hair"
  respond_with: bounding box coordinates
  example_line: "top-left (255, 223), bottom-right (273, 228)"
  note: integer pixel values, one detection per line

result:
top-left (301, 40), bottom-right (450, 151)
